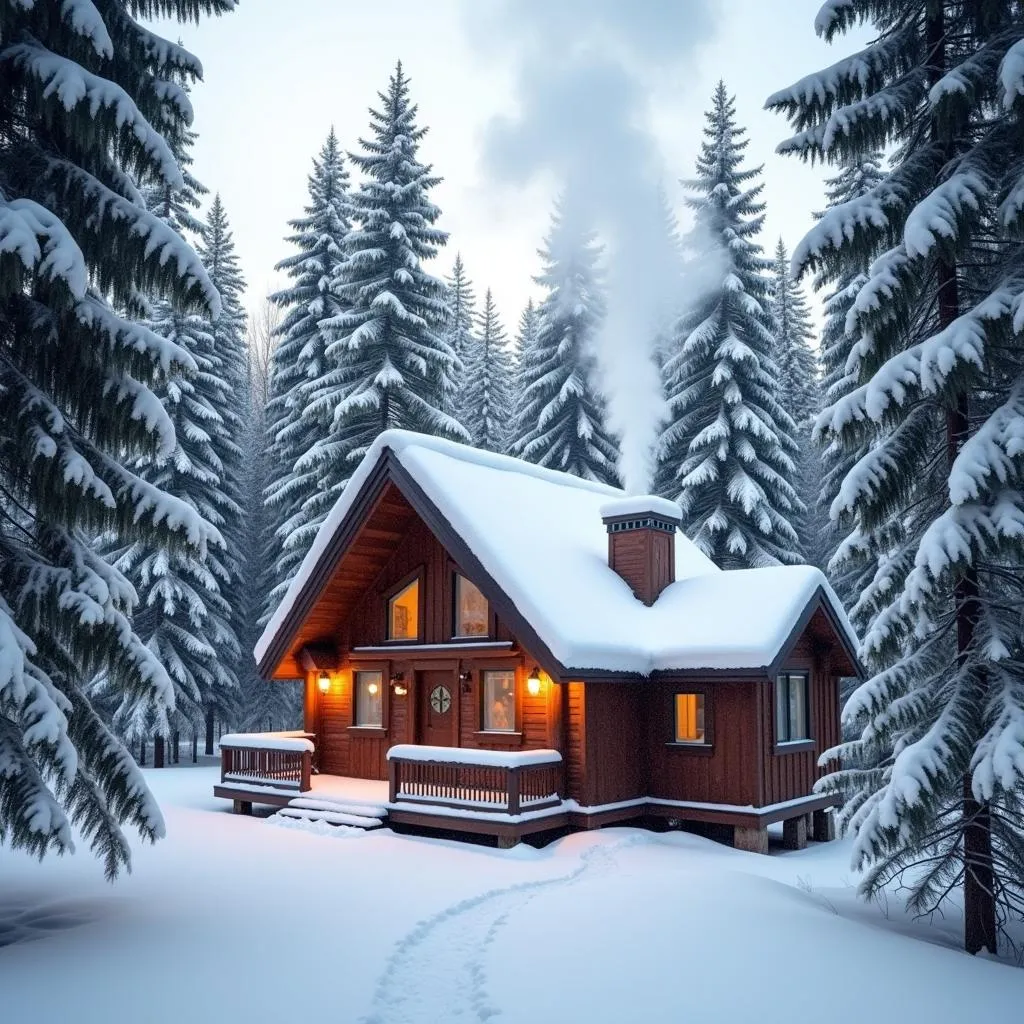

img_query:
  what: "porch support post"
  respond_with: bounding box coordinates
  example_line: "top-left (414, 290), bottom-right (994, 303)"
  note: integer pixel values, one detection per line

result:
top-left (388, 757), bottom-right (398, 803)
top-left (734, 825), bottom-right (768, 854)
top-left (301, 750), bottom-right (312, 792)
top-left (812, 808), bottom-right (835, 842)
top-left (507, 766), bottom-right (521, 815)
top-left (783, 815), bottom-right (808, 850)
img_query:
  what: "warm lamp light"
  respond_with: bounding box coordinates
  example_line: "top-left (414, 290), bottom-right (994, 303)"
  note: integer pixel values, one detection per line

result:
top-left (393, 683), bottom-right (408, 696)
top-left (317, 672), bottom-right (330, 695)
top-left (367, 681), bottom-right (379, 696)
top-left (527, 667), bottom-right (542, 697)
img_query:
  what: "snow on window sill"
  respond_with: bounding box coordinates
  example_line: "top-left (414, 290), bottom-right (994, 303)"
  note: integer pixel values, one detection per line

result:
top-left (474, 731), bottom-right (523, 745)
top-left (665, 741), bottom-right (713, 755)
top-left (774, 739), bottom-right (814, 754)
top-left (348, 725), bottom-right (386, 736)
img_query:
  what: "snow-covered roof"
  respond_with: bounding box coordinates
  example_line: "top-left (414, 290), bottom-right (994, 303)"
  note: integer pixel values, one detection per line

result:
top-left (256, 431), bottom-right (858, 676)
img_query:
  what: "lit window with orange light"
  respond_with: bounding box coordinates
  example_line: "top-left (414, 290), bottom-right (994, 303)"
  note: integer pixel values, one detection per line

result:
top-left (387, 580), bottom-right (419, 640)
top-left (482, 670), bottom-right (516, 732)
top-left (355, 670), bottom-right (383, 727)
top-left (453, 574), bottom-right (488, 637)
top-left (674, 693), bottom-right (706, 744)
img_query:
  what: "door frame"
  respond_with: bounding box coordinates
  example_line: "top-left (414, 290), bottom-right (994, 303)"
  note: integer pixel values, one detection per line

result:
top-left (414, 662), bottom-right (459, 747)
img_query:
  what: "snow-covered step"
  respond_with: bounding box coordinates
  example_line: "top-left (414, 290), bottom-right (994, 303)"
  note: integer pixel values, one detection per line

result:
top-left (287, 797), bottom-right (389, 819)
top-left (275, 806), bottom-right (384, 829)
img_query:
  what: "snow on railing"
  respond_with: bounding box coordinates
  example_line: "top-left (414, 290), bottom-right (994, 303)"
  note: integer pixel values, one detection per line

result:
top-left (387, 745), bottom-right (562, 815)
top-left (220, 732), bottom-right (314, 792)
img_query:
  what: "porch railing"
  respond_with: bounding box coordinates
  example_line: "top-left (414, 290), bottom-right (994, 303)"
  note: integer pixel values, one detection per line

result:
top-left (387, 745), bottom-right (563, 815)
top-left (219, 732), bottom-right (314, 792)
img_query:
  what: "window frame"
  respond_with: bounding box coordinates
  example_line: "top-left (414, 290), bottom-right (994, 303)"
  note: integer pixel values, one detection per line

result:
top-left (474, 661), bottom-right (523, 743)
top-left (451, 572), bottom-right (490, 640)
top-left (352, 667), bottom-right (386, 730)
top-left (775, 670), bottom-right (812, 749)
top-left (383, 568), bottom-right (424, 644)
top-left (669, 688), bottom-right (712, 750)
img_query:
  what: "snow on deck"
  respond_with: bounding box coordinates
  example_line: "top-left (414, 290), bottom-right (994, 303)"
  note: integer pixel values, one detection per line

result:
top-left (307, 774), bottom-right (389, 809)
top-left (257, 430), bottom-right (858, 674)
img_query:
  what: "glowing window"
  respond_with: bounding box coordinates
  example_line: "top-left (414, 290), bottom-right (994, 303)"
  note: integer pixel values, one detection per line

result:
top-left (354, 671), bottom-right (383, 727)
top-left (674, 693), bottom-right (707, 744)
top-left (776, 672), bottom-right (809, 742)
top-left (453, 574), bottom-right (488, 637)
top-left (387, 580), bottom-right (419, 641)
top-left (482, 670), bottom-right (516, 732)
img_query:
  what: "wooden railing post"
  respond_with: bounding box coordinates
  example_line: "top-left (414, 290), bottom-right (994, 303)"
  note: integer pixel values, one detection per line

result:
top-left (388, 757), bottom-right (399, 803)
top-left (300, 750), bottom-right (312, 792)
top-left (220, 746), bottom-right (230, 783)
top-left (507, 765), bottom-right (521, 815)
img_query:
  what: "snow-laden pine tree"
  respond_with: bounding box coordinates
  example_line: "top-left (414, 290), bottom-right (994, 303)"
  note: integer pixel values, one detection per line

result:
top-left (509, 203), bottom-right (619, 484)
top-left (313, 62), bottom-right (467, 473)
top-left (770, 237), bottom-right (824, 566)
top-left (462, 289), bottom-right (515, 452)
top-left (509, 298), bottom-right (539, 424)
top-left (655, 83), bottom-right (800, 568)
top-left (193, 194), bottom-right (248, 747)
top-left (0, 0), bottom-right (230, 875)
top-left (814, 154), bottom-right (888, 613)
top-left (769, 1), bottom-right (1024, 953)
top-left (446, 252), bottom-right (476, 405)
top-left (109, 180), bottom-right (241, 767)
top-left (263, 129), bottom-right (352, 620)
top-left (237, 300), bottom-right (302, 733)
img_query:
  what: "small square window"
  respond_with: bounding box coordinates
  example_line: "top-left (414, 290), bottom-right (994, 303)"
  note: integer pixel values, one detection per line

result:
top-left (453, 574), bottom-right (489, 637)
top-left (388, 580), bottom-right (419, 640)
top-left (674, 693), bottom-right (707, 744)
top-left (354, 671), bottom-right (383, 727)
top-left (482, 670), bottom-right (516, 732)
top-left (776, 672), bottom-right (809, 743)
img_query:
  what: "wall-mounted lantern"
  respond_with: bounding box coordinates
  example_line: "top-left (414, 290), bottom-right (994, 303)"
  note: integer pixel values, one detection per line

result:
top-left (391, 671), bottom-right (407, 696)
top-left (527, 666), bottom-right (542, 697)
top-left (317, 672), bottom-right (331, 695)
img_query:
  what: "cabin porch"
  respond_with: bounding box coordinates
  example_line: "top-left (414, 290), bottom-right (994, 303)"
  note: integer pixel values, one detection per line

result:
top-left (214, 733), bottom-right (569, 845)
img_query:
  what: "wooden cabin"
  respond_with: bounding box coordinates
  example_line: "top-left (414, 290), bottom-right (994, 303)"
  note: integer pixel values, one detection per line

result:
top-left (218, 430), bottom-right (860, 851)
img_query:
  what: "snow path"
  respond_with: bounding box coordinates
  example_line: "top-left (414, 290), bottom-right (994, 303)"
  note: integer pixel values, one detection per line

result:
top-left (361, 837), bottom-right (646, 1023)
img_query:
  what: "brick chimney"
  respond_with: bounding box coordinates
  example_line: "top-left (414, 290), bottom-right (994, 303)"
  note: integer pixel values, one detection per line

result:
top-left (600, 497), bottom-right (682, 606)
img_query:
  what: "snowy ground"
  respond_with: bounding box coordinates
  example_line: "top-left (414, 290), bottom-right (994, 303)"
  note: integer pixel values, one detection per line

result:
top-left (0, 767), bottom-right (1021, 1023)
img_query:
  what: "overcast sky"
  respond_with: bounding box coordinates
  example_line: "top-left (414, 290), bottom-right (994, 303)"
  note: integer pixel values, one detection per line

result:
top-left (164, 1), bottom-right (867, 330)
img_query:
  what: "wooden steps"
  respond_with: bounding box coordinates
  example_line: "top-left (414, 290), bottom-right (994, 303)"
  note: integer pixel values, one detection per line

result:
top-left (272, 795), bottom-right (387, 831)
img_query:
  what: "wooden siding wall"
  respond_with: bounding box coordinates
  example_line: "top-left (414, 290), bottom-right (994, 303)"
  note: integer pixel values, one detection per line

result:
top-left (646, 681), bottom-right (760, 807)
top-left (310, 516), bottom-right (555, 780)
top-left (760, 644), bottom-right (840, 806)
top-left (565, 683), bottom-right (586, 802)
top-left (580, 683), bottom-right (646, 806)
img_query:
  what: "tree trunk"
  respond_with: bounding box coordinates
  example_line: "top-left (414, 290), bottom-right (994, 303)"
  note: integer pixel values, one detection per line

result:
top-left (139, 737), bottom-right (146, 767)
top-left (928, 5), bottom-right (996, 956)
top-left (192, 734), bottom-right (198, 764)
top-left (205, 706), bottom-right (215, 755)
top-left (172, 730), bottom-right (180, 764)
top-left (153, 734), bottom-right (165, 769)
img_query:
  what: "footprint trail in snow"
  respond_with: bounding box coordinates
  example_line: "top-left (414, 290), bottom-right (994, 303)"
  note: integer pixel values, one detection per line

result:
top-left (359, 838), bottom-right (642, 1024)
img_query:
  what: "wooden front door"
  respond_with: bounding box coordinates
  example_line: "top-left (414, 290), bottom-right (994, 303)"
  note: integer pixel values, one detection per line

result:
top-left (418, 669), bottom-right (457, 747)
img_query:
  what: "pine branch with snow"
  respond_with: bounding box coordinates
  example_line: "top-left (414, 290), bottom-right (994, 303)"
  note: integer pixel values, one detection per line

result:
top-left (656, 82), bottom-right (801, 569)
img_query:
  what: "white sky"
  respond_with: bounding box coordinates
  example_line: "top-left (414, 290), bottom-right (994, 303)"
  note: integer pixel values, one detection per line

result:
top-left (164, 0), bottom-right (867, 330)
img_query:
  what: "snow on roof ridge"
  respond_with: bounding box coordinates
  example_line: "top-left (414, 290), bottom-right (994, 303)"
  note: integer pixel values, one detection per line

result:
top-left (378, 429), bottom-right (625, 499)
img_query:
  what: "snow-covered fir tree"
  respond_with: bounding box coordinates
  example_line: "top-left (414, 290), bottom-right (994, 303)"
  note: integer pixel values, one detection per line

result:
top-left (769, 0), bottom-right (1024, 953)
top-left (813, 154), bottom-right (888, 612)
top-left (237, 300), bottom-right (301, 733)
top-left (193, 194), bottom-right (249, 747)
top-left (263, 129), bottom-right (352, 619)
top-left (509, 203), bottom-right (619, 484)
top-left (462, 289), bottom-right (515, 452)
top-left (655, 82), bottom-right (800, 568)
top-left (0, 0), bottom-right (230, 875)
top-left (510, 298), bottom-right (539, 419)
top-left (109, 179), bottom-right (241, 767)
top-left (445, 252), bottom-right (476, 406)
top-left (312, 62), bottom-right (467, 476)
top-left (770, 237), bottom-right (824, 566)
